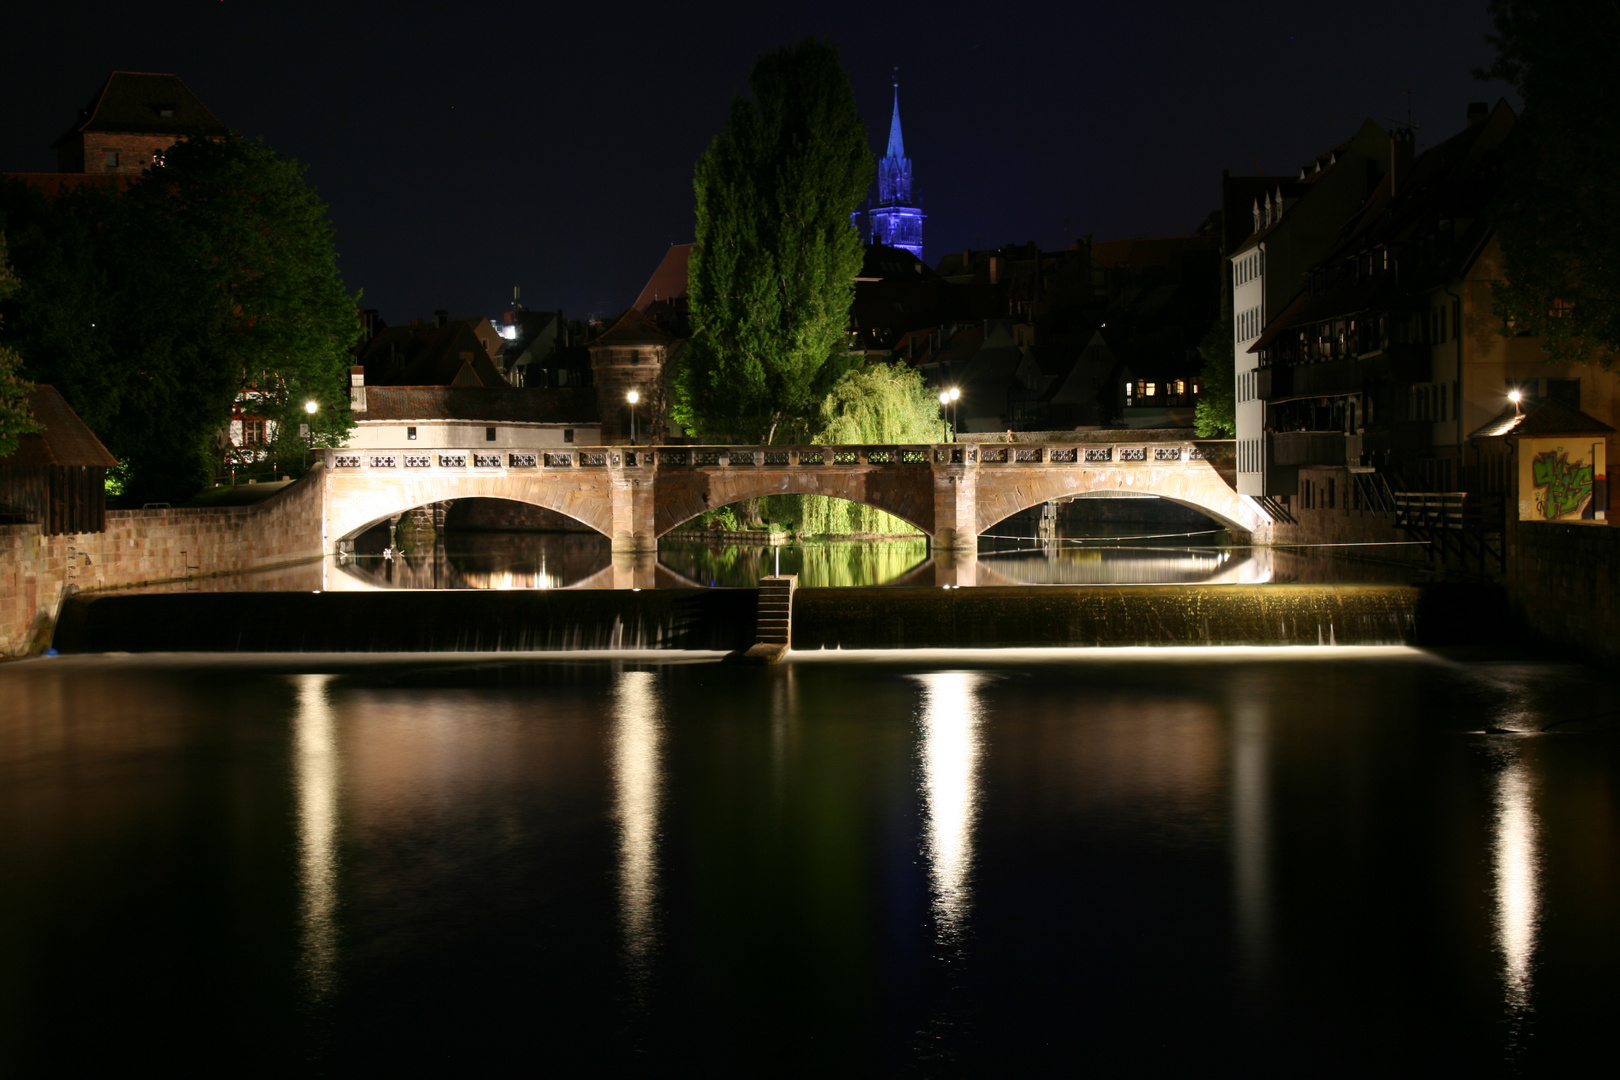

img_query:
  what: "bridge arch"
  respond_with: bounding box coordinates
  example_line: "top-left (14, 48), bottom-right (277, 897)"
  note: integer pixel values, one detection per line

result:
top-left (653, 469), bottom-right (934, 539)
top-left (972, 464), bottom-right (1264, 538)
top-left (324, 472), bottom-right (615, 547)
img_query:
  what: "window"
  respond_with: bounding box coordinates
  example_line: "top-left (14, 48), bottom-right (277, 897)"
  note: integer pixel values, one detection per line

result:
top-left (241, 419), bottom-right (266, 446)
top-left (1550, 298), bottom-right (1575, 319)
top-left (1144, 383), bottom-right (1157, 398)
top-left (486, 427), bottom-right (496, 441)
top-left (103, 150), bottom-right (120, 169)
top-left (563, 429), bottom-right (575, 443)
top-left (407, 426), bottom-right (417, 440)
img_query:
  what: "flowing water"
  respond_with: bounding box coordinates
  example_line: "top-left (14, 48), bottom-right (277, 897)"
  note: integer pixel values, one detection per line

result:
top-left (2, 650), bottom-right (1615, 1075)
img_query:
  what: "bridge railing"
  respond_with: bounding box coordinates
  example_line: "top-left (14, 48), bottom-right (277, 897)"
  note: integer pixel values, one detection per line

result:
top-left (324, 441), bottom-right (1227, 472)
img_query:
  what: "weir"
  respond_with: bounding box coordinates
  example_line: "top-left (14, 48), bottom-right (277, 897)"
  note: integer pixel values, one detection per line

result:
top-left (51, 582), bottom-right (1505, 654)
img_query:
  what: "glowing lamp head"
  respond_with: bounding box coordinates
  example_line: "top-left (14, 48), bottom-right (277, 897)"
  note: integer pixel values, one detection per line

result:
top-left (626, 389), bottom-right (640, 405)
top-left (939, 391), bottom-right (950, 405)
top-left (948, 387), bottom-right (961, 401)
top-left (1508, 389), bottom-right (1523, 404)
top-left (303, 400), bottom-right (319, 415)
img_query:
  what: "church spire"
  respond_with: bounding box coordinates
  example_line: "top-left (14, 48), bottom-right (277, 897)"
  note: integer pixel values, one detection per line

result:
top-left (869, 68), bottom-right (924, 260)
top-left (886, 74), bottom-right (905, 160)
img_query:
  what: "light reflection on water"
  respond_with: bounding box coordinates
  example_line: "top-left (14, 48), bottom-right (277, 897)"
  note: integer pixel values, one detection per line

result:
top-left (3, 651), bottom-right (1611, 1074)
top-left (612, 670), bottom-right (663, 973)
top-left (913, 672), bottom-right (988, 943)
top-left (1492, 751), bottom-right (1540, 1017)
top-left (293, 673), bottom-right (341, 1002)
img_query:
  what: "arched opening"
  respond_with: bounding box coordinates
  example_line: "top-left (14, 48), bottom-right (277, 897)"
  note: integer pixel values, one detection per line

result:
top-left (658, 495), bottom-right (930, 588)
top-left (980, 491), bottom-right (1262, 585)
top-left (340, 498), bottom-right (610, 590)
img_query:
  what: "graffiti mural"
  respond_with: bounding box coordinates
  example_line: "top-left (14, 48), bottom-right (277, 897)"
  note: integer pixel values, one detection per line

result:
top-left (1520, 438), bottom-right (1607, 522)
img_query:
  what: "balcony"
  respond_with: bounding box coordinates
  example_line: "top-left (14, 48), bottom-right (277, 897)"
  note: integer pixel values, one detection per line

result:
top-left (1272, 431), bottom-right (1354, 467)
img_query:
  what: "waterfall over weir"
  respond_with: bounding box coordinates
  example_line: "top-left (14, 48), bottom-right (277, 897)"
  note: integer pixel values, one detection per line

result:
top-left (50, 583), bottom-right (1506, 655)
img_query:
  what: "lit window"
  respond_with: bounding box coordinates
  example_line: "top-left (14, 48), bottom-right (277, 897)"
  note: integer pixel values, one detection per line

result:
top-left (1145, 383), bottom-right (1157, 397)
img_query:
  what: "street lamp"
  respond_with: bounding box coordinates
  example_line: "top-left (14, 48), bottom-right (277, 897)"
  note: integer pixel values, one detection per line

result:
top-left (626, 389), bottom-right (640, 444)
top-left (948, 387), bottom-right (961, 442)
top-left (1508, 388), bottom-right (1523, 416)
top-left (939, 390), bottom-right (950, 443)
top-left (301, 400), bottom-right (318, 471)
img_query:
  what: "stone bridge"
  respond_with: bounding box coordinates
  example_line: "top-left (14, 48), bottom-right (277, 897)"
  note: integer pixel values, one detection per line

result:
top-left (318, 436), bottom-right (1269, 553)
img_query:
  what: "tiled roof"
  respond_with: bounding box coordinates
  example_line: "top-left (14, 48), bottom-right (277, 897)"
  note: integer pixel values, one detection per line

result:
top-left (1468, 398), bottom-right (1615, 440)
top-left (358, 386), bottom-right (601, 424)
top-left (2, 173), bottom-right (132, 199)
top-left (357, 319), bottom-right (507, 387)
top-left (633, 244), bottom-right (693, 311)
top-left (55, 72), bottom-right (228, 146)
top-left (590, 306), bottom-right (675, 348)
top-left (1, 385), bottom-right (118, 467)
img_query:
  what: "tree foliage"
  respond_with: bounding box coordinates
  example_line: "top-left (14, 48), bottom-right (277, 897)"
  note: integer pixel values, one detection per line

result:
top-left (1479, 0), bottom-right (1620, 366)
top-left (0, 234), bottom-right (42, 458)
top-left (761, 361), bottom-right (943, 535)
top-left (1194, 306), bottom-right (1236, 438)
top-left (675, 39), bottom-right (873, 444)
top-left (0, 135), bottom-right (358, 501)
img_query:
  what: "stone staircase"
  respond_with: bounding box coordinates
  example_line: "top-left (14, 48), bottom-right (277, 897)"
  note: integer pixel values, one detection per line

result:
top-left (735, 574), bottom-right (796, 663)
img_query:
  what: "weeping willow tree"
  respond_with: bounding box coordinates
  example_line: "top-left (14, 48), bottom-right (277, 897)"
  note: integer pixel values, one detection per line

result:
top-left (758, 360), bottom-right (947, 536)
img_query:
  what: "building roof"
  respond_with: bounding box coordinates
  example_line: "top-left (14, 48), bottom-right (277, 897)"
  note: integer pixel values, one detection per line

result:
top-left (885, 86), bottom-right (906, 161)
top-left (358, 386), bottom-right (600, 424)
top-left (590, 306), bottom-right (675, 349)
top-left (632, 244), bottom-right (693, 311)
top-left (357, 319), bottom-right (507, 387)
top-left (1, 385), bottom-right (118, 467)
top-left (1468, 398), bottom-right (1616, 440)
top-left (1, 173), bottom-right (132, 199)
top-left (54, 72), bottom-right (228, 146)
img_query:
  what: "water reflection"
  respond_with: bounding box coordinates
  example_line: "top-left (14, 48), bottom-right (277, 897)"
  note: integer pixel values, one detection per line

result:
top-left (1229, 692), bottom-right (1272, 992)
top-left (611, 671), bottom-right (663, 972)
top-left (913, 672), bottom-right (988, 943)
top-left (1492, 751), bottom-right (1541, 1018)
top-left (292, 673), bottom-right (341, 1002)
top-left (981, 545), bottom-right (1264, 585)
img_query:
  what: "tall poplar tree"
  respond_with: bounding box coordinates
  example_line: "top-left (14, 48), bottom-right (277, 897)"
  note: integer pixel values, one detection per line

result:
top-left (675, 39), bottom-right (873, 444)
top-left (1480, 0), bottom-right (1620, 365)
top-left (0, 234), bottom-right (41, 457)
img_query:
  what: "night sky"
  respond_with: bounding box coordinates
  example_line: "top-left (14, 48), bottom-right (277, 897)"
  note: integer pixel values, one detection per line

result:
top-left (3, 1), bottom-right (1513, 325)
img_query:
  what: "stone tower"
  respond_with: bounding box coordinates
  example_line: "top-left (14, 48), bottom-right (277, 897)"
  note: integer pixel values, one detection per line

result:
top-left (868, 78), bottom-right (925, 260)
top-left (588, 308), bottom-right (676, 444)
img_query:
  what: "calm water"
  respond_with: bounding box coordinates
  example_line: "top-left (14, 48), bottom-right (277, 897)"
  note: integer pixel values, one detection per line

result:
top-left (2, 650), bottom-right (1615, 1074)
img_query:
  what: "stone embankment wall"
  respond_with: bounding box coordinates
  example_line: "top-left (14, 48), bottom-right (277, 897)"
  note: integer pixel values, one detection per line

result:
top-left (1, 467), bottom-right (324, 658)
top-left (1506, 521), bottom-right (1620, 667)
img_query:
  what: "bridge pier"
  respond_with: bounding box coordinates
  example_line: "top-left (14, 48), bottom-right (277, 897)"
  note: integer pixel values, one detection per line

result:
top-left (930, 454), bottom-right (978, 550)
top-left (609, 469), bottom-right (657, 553)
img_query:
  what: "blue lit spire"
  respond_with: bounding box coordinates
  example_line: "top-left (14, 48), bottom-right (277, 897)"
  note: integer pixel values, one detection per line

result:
top-left (870, 70), bottom-right (924, 260)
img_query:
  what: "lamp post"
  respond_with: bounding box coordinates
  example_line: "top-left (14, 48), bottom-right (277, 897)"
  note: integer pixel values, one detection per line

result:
top-left (1509, 388), bottom-right (1523, 416)
top-left (301, 400), bottom-right (318, 471)
top-left (939, 390), bottom-right (950, 443)
top-left (626, 389), bottom-right (640, 444)
top-left (948, 387), bottom-right (961, 441)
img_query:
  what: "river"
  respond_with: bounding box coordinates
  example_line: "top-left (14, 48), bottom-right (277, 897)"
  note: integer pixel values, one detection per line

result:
top-left (2, 648), bottom-right (1615, 1074)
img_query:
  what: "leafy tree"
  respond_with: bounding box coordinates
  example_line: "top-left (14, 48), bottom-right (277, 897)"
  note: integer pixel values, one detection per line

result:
top-left (1479, 0), bottom-right (1620, 365)
top-left (0, 136), bottom-right (359, 502)
top-left (1194, 306), bottom-right (1236, 438)
top-left (763, 361), bottom-right (942, 535)
top-left (0, 234), bottom-right (41, 457)
top-left (675, 39), bottom-right (873, 444)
